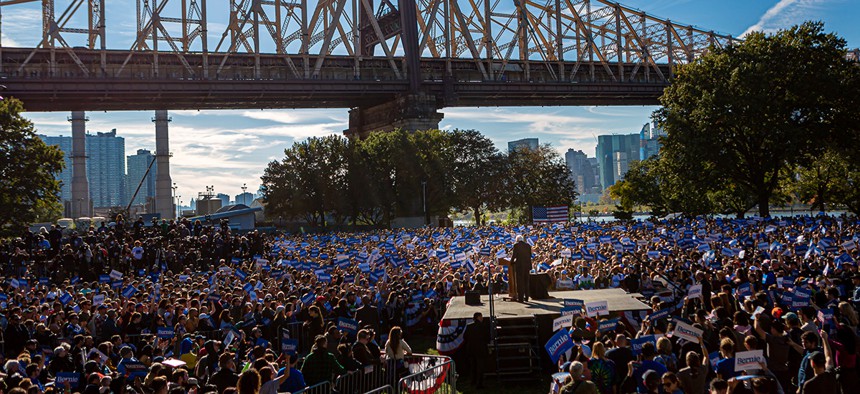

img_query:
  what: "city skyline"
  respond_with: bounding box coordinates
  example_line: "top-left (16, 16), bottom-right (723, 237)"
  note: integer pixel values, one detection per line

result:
top-left (10, 1), bottom-right (860, 202)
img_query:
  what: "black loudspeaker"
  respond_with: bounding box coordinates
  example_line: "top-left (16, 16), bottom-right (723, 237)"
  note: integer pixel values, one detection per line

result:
top-left (529, 273), bottom-right (551, 299)
top-left (465, 291), bottom-right (481, 305)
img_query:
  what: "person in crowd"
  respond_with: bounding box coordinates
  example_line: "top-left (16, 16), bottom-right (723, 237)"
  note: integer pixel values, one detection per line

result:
top-left (300, 335), bottom-right (344, 386)
top-left (561, 361), bottom-right (598, 394)
top-left (463, 312), bottom-right (490, 389)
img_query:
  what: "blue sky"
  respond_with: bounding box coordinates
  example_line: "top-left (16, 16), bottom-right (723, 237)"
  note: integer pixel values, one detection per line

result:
top-left (4, 0), bottom-right (859, 204)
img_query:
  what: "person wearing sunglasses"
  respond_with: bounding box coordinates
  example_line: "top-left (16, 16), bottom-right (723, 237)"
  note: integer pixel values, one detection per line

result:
top-left (662, 372), bottom-right (684, 394)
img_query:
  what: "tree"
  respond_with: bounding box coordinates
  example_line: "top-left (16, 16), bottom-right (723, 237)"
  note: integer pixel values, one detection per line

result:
top-left (0, 98), bottom-right (65, 236)
top-left (506, 145), bottom-right (578, 223)
top-left (655, 22), bottom-right (860, 217)
top-left (260, 135), bottom-right (349, 227)
top-left (447, 129), bottom-right (507, 226)
top-left (792, 150), bottom-right (847, 212)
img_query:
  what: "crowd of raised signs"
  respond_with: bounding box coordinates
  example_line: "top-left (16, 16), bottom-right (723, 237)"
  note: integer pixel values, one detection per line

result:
top-left (0, 214), bottom-right (858, 394)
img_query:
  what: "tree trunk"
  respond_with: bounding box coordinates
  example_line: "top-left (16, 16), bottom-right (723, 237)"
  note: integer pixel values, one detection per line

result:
top-left (757, 192), bottom-right (770, 217)
top-left (473, 205), bottom-right (482, 226)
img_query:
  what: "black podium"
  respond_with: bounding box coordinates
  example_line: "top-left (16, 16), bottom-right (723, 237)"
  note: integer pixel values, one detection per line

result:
top-left (528, 273), bottom-right (551, 299)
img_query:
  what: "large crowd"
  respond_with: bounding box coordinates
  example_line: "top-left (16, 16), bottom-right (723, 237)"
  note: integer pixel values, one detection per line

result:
top-left (0, 213), bottom-right (857, 394)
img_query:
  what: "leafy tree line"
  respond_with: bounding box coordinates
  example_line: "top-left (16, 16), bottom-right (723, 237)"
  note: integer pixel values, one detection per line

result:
top-left (610, 22), bottom-right (860, 218)
top-left (260, 129), bottom-right (577, 227)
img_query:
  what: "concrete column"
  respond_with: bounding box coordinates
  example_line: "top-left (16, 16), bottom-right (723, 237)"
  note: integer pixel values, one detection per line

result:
top-left (153, 110), bottom-right (174, 219)
top-left (344, 93), bottom-right (443, 138)
top-left (69, 111), bottom-right (91, 218)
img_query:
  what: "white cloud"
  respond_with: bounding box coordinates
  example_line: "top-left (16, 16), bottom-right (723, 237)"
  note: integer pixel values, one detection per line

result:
top-left (742, 0), bottom-right (827, 37)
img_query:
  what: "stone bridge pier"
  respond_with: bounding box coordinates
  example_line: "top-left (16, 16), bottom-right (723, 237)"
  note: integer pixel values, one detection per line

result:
top-left (344, 93), bottom-right (444, 139)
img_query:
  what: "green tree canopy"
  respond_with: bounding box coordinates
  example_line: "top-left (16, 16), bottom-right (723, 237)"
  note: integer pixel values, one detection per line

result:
top-left (655, 22), bottom-right (860, 217)
top-left (0, 98), bottom-right (65, 235)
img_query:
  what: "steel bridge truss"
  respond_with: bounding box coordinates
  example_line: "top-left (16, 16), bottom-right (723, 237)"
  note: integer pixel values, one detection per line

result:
top-left (1, 0), bottom-right (735, 84)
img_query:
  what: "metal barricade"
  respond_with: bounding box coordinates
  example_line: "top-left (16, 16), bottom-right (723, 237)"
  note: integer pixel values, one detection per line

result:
top-left (364, 385), bottom-right (395, 394)
top-left (282, 318), bottom-right (336, 355)
top-left (333, 360), bottom-right (398, 394)
top-left (291, 380), bottom-right (331, 394)
top-left (396, 354), bottom-right (457, 394)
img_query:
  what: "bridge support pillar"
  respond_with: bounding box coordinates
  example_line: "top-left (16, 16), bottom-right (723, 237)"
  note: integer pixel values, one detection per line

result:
top-left (69, 111), bottom-right (91, 218)
top-left (344, 93), bottom-right (443, 139)
top-left (153, 110), bottom-right (174, 220)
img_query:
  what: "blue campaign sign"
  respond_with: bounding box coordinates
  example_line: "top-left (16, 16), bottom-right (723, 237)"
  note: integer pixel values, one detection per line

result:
top-left (337, 317), bottom-right (358, 334)
top-left (121, 285), bottom-right (137, 298)
top-left (39, 277), bottom-right (49, 286)
top-left (649, 308), bottom-right (673, 321)
top-left (545, 329), bottom-right (574, 363)
top-left (99, 275), bottom-right (110, 283)
top-left (598, 318), bottom-right (620, 332)
top-left (207, 293), bottom-right (221, 302)
top-left (300, 292), bottom-right (315, 305)
top-left (563, 299), bottom-right (585, 308)
top-left (632, 335), bottom-right (656, 355)
top-left (111, 280), bottom-right (123, 289)
top-left (124, 361), bottom-right (148, 380)
top-left (55, 372), bottom-right (81, 388)
top-left (157, 327), bottom-right (174, 339)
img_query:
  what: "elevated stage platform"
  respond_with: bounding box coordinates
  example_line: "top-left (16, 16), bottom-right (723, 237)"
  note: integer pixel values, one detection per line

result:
top-left (442, 288), bottom-right (651, 320)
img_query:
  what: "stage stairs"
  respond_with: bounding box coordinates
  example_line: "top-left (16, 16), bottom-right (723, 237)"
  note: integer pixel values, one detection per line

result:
top-left (486, 315), bottom-right (542, 382)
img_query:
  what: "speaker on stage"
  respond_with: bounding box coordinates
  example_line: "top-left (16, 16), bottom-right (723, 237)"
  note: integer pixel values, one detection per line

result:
top-left (529, 273), bottom-right (551, 299)
top-left (465, 290), bottom-right (481, 305)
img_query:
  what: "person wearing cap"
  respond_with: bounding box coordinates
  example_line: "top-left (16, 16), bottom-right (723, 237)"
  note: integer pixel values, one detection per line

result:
top-left (800, 331), bottom-right (836, 393)
top-left (560, 361), bottom-right (598, 394)
top-left (510, 234), bottom-right (532, 303)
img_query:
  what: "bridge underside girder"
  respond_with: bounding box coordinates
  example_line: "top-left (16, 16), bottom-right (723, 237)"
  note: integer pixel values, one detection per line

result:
top-left (2, 48), bottom-right (667, 112)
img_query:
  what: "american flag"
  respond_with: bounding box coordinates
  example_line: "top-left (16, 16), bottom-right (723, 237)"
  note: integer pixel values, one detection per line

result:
top-left (532, 206), bottom-right (569, 223)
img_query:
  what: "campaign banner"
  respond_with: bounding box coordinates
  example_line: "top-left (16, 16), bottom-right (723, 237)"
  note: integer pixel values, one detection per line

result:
top-left (560, 306), bottom-right (581, 317)
top-left (545, 329), bottom-right (574, 363)
top-left (59, 292), bottom-right (73, 305)
top-left (649, 307), bottom-right (673, 321)
top-left (157, 327), bottom-right (174, 339)
top-left (179, 275), bottom-right (189, 282)
top-left (109, 269), bottom-right (123, 280)
top-left (337, 317), bottom-right (359, 334)
top-left (631, 335), bottom-right (656, 356)
top-left (281, 338), bottom-right (298, 356)
top-left (207, 293), bottom-right (221, 302)
top-left (687, 284), bottom-right (703, 299)
top-left (734, 350), bottom-right (764, 371)
top-left (55, 372), bottom-right (80, 388)
top-left (585, 300), bottom-right (609, 317)
top-left (563, 299), bottom-right (585, 308)
top-left (92, 294), bottom-right (105, 306)
top-left (121, 285), bottom-right (137, 298)
top-left (99, 275), bottom-right (110, 283)
top-left (672, 321), bottom-right (703, 343)
top-left (111, 280), bottom-right (123, 289)
top-left (300, 292), bottom-right (315, 305)
top-left (598, 318), bottom-right (619, 332)
top-left (124, 361), bottom-right (148, 379)
top-left (553, 315), bottom-right (573, 332)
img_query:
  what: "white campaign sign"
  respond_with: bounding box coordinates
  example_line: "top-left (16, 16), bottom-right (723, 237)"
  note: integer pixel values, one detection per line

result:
top-left (672, 321), bottom-right (703, 343)
top-left (687, 284), bottom-right (703, 299)
top-left (553, 315), bottom-right (573, 332)
top-left (735, 350), bottom-right (765, 372)
top-left (585, 300), bottom-right (609, 317)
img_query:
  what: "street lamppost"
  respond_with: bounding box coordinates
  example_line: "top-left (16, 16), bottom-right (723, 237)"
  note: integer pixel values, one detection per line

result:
top-left (241, 183), bottom-right (248, 205)
top-left (171, 182), bottom-right (178, 219)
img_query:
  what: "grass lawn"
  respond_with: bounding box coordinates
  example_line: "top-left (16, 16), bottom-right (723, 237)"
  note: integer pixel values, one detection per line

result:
top-left (408, 333), bottom-right (549, 394)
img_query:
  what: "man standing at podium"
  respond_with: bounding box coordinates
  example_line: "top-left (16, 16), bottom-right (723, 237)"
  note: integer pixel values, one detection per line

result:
top-left (511, 235), bottom-right (532, 302)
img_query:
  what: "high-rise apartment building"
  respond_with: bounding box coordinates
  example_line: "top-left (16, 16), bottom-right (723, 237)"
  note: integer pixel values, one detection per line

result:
top-left (507, 138), bottom-right (539, 152)
top-left (40, 129), bottom-right (126, 209)
top-left (595, 134), bottom-right (640, 190)
top-left (564, 149), bottom-right (595, 194)
top-left (127, 149), bottom-right (157, 207)
top-left (639, 122), bottom-right (665, 161)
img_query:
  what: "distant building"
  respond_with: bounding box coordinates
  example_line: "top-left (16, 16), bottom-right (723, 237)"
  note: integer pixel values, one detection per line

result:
top-left (235, 192), bottom-right (254, 206)
top-left (126, 149), bottom-right (156, 206)
top-left (216, 193), bottom-right (231, 207)
top-left (507, 138), bottom-right (539, 152)
top-left (565, 149), bottom-right (602, 204)
top-left (639, 122), bottom-right (665, 161)
top-left (40, 129), bottom-right (126, 209)
top-left (595, 133), bottom-right (640, 190)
